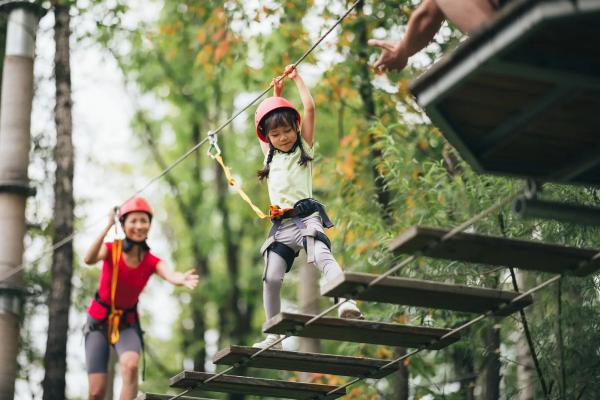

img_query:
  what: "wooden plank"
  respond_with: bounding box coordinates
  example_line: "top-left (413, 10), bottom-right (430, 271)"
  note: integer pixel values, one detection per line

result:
top-left (170, 371), bottom-right (345, 400)
top-left (213, 345), bottom-right (398, 379)
top-left (136, 394), bottom-right (215, 400)
top-left (321, 272), bottom-right (533, 316)
top-left (263, 312), bottom-right (460, 350)
top-left (389, 226), bottom-right (600, 276)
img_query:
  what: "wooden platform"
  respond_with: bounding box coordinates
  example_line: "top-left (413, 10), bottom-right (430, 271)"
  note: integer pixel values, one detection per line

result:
top-left (213, 345), bottom-right (398, 379)
top-left (321, 272), bottom-right (533, 316)
top-left (409, 0), bottom-right (600, 185)
top-left (170, 371), bottom-right (344, 399)
top-left (390, 226), bottom-right (600, 276)
top-left (136, 394), bottom-right (215, 400)
top-left (263, 312), bottom-right (460, 350)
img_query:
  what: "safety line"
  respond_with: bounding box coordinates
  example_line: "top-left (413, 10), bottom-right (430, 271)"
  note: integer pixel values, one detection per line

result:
top-left (0, 0), bottom-right (362, 288)
top-left (321, 274), bottom-right (566, 399)
top-left (168, 188), bottom-right (520, 399)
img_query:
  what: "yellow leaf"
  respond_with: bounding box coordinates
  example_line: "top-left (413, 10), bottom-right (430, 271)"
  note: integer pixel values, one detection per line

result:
top-left (418, 137), bottom-right (428, 151)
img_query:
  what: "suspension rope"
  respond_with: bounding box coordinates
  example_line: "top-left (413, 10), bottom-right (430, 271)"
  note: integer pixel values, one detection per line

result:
top-left (0, 0), bottom-right (363, 286)
top-left (207, 132), bottom-right (269, 219)
top-left (168, 189), bottom-right (522, 399)
top-left (321, 274), bottom-right (566, 399)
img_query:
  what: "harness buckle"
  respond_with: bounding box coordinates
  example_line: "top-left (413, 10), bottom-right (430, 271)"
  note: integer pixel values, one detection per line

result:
top-left (269, 204), bottom-right (292, 219)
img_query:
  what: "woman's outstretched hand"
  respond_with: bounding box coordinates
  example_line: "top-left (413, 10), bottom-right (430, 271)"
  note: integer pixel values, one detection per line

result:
top-left (180, 269), bottom-right (199, 289)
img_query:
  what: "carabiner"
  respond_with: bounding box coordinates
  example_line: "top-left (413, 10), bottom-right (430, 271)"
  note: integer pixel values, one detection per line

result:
top-left (207, 130), bottom-right (221, 159)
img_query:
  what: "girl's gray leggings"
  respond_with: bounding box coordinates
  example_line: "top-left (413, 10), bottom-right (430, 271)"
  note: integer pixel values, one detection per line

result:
top-left (262, 215), bottom-right (343, 320)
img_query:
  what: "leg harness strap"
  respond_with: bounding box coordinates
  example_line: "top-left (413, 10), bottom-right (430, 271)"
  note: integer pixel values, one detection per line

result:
top-left (261, 198), bottom-right (333, 275)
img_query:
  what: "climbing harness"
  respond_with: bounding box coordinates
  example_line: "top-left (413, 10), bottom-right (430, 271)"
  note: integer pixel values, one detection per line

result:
top-left (261, 198), bottom-right (334, 274)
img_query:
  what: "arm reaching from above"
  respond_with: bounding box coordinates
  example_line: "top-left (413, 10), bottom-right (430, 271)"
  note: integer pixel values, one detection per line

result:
top-left (286, 65), bottom-right (315, 147)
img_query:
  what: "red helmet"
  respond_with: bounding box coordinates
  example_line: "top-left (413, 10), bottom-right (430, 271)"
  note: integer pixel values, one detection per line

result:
top-left (119, 196), bottom-right (153, 220)
top-left (254, 96), bottom-right (301, 143)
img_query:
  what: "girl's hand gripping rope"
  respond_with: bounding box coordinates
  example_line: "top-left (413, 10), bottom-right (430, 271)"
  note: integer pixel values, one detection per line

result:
top-left (271, 76), bottom-right (284, 97)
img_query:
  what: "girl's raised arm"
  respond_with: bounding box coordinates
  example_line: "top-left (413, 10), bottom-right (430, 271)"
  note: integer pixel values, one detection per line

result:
top-left (286, 65), bottom-right (315, 147)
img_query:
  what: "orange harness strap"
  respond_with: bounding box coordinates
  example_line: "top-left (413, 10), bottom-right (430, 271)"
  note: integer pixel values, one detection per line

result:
top-left (108, 238), bottom-right (123, 345)
top-left (107, 227), bottom-right (124, 344)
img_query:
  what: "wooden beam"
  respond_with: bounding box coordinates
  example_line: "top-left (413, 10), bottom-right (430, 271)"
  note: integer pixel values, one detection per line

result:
top-left (389, 226), bottom-right (600, 276)
top-left (136, 394), bottom-right (215, 400)
top-left (476, 84), bottom-right (577, 158)
top-left (551, 142), bottom-right (600, 182)
top-left (321, 272), bottom-right (533, 316)
top-left (213, 345), bottom-right (398, 379)
top-left (481, 60), bottom-right (600, 90)
top-left (263, 312), bottom-right (460, 350)
top-left (169, 371), bottom-right (345, 399)
top-left (424, 106), bottom-right (485, 173)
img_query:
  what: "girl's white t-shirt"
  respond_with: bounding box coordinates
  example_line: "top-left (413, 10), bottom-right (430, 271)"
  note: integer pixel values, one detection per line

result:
top-left (267, 139), bottom-right (313, 209)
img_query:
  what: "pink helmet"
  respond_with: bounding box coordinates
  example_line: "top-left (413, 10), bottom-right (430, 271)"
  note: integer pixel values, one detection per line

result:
top-left (254, 96), bottom-right (301, 143)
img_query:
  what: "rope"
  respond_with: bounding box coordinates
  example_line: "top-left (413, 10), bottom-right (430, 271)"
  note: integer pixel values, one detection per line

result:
top-left (0, 0), bottom-right (363, 286)
top-left (166, 1), bottom-right (364, 398)
top-left (168, 189), bottom-right (521, 398)
top-left (321, 274), bottom-right (566, 399)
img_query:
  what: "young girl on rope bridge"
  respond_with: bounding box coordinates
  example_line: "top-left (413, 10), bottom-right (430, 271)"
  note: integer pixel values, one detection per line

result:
top-left (83, 197), bottom-right (198, 400)
top-left (252, 65), bottom-right (362, 350)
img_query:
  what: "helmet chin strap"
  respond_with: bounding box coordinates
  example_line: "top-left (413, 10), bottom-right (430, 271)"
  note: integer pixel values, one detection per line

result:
top-left (123, 237), bottom-right (150, 253)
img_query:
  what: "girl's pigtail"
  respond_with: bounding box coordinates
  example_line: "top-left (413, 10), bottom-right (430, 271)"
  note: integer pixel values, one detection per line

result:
top-left (257, 144), bottom-right (275, 181)
top-left (297, 135), bottom-right (313, 167)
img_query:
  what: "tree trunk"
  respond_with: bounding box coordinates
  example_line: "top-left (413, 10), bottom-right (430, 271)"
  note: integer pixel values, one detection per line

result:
top-left (298, 254), bottom-right (321, 354)
top-left (479, 319), bottom-right (501, 400)
top-left (42, 3), bottom-right (75, 399)
top-left (354, 2), bottom-right (393, 224)
top-left (353, 5), bottom-right (406, 398)
top-left (516, 271), bottom-right (534, 400)
top-left (452, 346), bottom-right (476, 400)
top-left (393, 347), bottom-right (409, 400)
top-left (213, 142), bottom-right (249, 400)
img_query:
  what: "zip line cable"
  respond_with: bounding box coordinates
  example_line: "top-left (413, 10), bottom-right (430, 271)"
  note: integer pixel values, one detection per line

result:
top-left (0, 0), bottom-right (362, 287)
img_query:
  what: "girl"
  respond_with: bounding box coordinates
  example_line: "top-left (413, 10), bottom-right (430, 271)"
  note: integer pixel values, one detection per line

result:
top-left (252, 65), bottom-right (362, 350)
top-left (83, 197), bottom-right (198, 400)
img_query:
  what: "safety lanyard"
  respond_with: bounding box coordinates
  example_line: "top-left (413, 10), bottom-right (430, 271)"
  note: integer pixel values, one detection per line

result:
top-left (108, 208), bottom-right (126, 345)
top-left (207, 131), bottom-right (270, 220)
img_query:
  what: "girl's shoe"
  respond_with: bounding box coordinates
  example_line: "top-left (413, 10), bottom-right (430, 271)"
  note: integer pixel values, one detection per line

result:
top-left (252, 334), bottom-right (283, 350)
top-left (337, 299), bottom-right (364, 319)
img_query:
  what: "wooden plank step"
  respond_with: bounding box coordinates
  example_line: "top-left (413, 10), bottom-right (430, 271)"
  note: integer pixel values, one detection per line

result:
top-left (390, 226), bottom-right (600, 276)
top-left (321, 272), bottom-right (533, 316)
top-left (263, 312), bottom-right (460, 350)
top-left (170, 371), bottom-right (344, 399)
top-left (136, 394), bottom-right (215, 400)
top-left (213, 345), bottom-right (398, 379)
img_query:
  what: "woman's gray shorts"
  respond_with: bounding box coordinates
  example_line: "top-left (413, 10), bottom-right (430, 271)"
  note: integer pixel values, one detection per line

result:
top-left (84, 315), bottom-right (142, 374)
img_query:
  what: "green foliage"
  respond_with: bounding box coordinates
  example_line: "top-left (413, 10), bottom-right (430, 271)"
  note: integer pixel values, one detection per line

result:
top-left (21, 0), bottom-right (600, 398)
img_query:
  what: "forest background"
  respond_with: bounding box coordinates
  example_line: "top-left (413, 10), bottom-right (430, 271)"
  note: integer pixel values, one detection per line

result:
top-left (6, 0), bottom-right (600, 399)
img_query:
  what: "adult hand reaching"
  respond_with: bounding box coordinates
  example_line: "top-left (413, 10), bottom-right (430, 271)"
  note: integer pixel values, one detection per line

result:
top-left (368, 39), bottom-right (409, 72)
